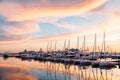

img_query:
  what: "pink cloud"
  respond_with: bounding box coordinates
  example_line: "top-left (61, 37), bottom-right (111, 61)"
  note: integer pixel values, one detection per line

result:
top-left (2, 0), bottom-right (120, 52)
top-left (0, 0), bottom-right (108, 41)
top-left (2, 20), bottom-right (40, 35)
top-left (0, 0), bottom-right (108, 21)
top-left (0, 20), bottom-right (40, 41)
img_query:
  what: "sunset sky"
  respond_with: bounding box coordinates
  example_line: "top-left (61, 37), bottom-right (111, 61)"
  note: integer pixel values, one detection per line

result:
top-left (0, 0), bottom-right (120, 53)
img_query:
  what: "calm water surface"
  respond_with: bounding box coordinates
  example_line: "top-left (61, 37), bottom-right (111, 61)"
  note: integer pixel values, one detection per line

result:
top-left (0, 57), bottom-right (120, 80)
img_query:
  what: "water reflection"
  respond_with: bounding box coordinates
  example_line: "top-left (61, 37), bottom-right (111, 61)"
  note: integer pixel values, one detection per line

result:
top-left (0, 57), bottom-right (120, 80)
top-left (3, 56), bottom-right (8, 60)
top-left (0, 65), bottom-right (37, 80)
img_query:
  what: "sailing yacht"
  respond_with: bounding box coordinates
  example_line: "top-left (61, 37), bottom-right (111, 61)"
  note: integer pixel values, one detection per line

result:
top-left (79, 35), bottom-right (91, 66)
top-left (99, 32), bottom-right (116, 68)
top-left (91, 34), bottom-right (100, 67)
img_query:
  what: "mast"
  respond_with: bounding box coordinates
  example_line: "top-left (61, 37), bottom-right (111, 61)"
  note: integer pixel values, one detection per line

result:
top-left (63, 39), bottom-right (66, 51)
top-left (50, 41), bottom-right (52, 52)
top-left (92, 34), bottom-right (96, 60)
top-left (76, 36), bottom-right (80, 58)
top-left (93, 34), bottom-right (97, 53)
top-left (47, 42), bottom-right (49, 52)
top-left (76, 36), bottom-right (79, 50)
top-left (54, 41), bottom-right (57, 51)
top-left (82, 35), bottom-right (86, 53)
top-left (103, 32), bottom-right (106, 54)
top-left (95, 34), bottom-right (97, 53)
top-left (68, 39), bottom-right (70, 50)
top-left (103, 32), bottom-right (106, 61)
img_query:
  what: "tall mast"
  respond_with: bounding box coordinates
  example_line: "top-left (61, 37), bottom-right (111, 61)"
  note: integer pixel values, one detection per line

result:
top-left (50, 41), bottom-right (52, 52)
top-left (47, 42), bottom-right (49, 52)
top-left (93, 34), bottom-right (97, 53)
top-left (103, 32), bottom-right (106, 61)
top-left (76, 36), bottom-right (79, 50)
top-left (82, 35), bottom-right (86, 52)
top-left (92, 34), bottom-right (97, 59)
top-left (63, 39), bottom-right (66, 51)
top-left (95, 34), bottom-right (97, 52)
top-left (54, 41), bottom-right (57, 51)
top-left (102, 32), bottom-right (106, 53)
top-left (68, 39), bottom-right (70, 50)
top-left (103, 32), bottom-right (106, 53)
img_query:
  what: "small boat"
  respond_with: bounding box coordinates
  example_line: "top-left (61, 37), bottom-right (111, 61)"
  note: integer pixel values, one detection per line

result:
top-left (80, 60), bottom-right (91, 66)
top-left (3, 53), bottom-right (8, 58)
top-left (91, 61), bottom-right (100, 67)
top-left (61, 58), bottom-right (65, 63)
top-left (21, 55), bottom-right (34, 60)
top-left (73, 59), bottom-right (81, 65)
top-left (99, 61), bottom-right (116, 68)
top-left (54, 58), bottom-right (61, 62)
top-left (111, 54), bottom-right (120, 59)
top-left (64, 58), bottom-right (73, 64)
top-left (87, 54), bottom-right (99, 60)
top-left (45, 57), bottom-right (52, 61)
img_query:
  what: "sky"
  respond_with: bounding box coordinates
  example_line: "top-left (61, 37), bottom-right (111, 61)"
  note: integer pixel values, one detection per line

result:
top-left (0, 0), bottom-right (120, 53)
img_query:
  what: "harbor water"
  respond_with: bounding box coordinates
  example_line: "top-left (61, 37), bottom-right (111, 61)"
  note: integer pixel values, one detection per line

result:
top-left (0, 57), bottom-right (120, 80)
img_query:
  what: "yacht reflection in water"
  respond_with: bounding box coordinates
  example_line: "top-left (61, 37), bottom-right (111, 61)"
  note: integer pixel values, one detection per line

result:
top-left (0, 57), bottom-right (119, 80)
top-left (30, 61), bottom-right (115, 80)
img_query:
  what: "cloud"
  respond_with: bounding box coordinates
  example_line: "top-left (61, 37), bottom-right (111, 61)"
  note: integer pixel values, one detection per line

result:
top-left (0, 0), bottom-right (108, 21)
top-left (1, 0), bottom-right (120, 52)
top-left (0, 16), bottom-right (40, 41)
top-left (0, 20), bottom-right (40, 35)
top-left (0, 31), bottom-right (31, 41)
top-left (0, 0), bottom-right (108, 41)
top-left (92, 0), bottom-right (120, 18)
